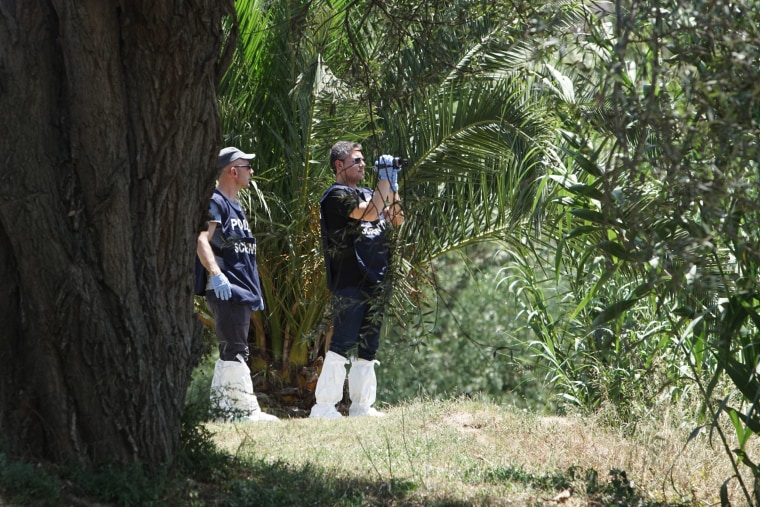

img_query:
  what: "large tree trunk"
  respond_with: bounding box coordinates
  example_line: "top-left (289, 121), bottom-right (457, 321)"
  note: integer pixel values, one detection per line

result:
top-left (0, 0), bottom-right (233, 467)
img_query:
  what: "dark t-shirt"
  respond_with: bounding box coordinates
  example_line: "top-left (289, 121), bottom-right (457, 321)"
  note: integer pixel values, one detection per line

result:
top-left (320, 184), bottom-right (389, 291)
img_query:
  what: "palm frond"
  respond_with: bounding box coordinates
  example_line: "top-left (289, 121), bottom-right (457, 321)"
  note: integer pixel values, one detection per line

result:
top-left (388, 80), bottom-right (555, 266)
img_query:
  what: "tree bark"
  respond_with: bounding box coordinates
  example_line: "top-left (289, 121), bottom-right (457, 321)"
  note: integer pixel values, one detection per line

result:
top-left (0, 0), bottom-right (233, 467)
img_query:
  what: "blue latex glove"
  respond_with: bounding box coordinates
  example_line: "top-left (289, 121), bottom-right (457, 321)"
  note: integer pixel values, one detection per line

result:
top-left (211, 273), bottom-right (232, 300)
top-left (374, 154), bottom-right (398, 191)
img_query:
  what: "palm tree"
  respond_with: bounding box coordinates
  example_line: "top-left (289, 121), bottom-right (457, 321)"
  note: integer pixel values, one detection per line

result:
top-left (206, 0), bottom-right (566, 408)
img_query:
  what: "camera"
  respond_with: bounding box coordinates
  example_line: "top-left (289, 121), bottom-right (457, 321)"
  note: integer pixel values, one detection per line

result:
top-left (376, 155), bottom-right (409, 170)
top-left (392, 157), bottom-right (408, 169)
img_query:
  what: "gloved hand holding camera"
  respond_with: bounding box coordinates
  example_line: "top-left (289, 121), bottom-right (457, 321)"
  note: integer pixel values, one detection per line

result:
top-left (374, 154), bottom-right (405, 192)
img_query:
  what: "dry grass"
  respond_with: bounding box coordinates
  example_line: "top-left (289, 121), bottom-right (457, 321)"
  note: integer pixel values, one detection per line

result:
top-left (208, 396), bottom-right (751, 506)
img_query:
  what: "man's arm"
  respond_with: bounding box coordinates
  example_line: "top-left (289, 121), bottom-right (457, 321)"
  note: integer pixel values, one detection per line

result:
top-left (197, 222), bottom-right (222, 276)
top-left (356, 154), bottom-right (405, 224)
top-left (197, 222), bottom-right (233, 300)
top-left (349, 179), bottom-right (391, 221)
top-left (386, 191), bottom-right (404, 226)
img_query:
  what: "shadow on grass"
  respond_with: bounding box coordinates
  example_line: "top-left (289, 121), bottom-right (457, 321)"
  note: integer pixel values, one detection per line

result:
top-left (0, 389), bottom-right (699, 507)
top-left (195, 458), bottom-right (421, 507)
top-left (0, 438), bottom-right (700, 507)
top-left (180, 457), bottom-right (695, 507)
top-left (172, 402), bottom-right (481, 506)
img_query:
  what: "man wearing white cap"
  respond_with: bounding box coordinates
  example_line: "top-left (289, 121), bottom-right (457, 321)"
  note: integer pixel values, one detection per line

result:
top-left (196, 147), bottom-right (279, 422)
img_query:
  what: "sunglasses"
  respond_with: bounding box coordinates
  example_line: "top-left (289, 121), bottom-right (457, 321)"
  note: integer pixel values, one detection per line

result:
top-left (342, 157), bottom-right (364, 166)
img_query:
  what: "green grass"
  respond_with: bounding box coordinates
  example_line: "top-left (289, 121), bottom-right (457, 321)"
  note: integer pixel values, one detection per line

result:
top-left (204, 397), bottom-right (736, 506)
top-left (0, 396), bottom-right (747, 506)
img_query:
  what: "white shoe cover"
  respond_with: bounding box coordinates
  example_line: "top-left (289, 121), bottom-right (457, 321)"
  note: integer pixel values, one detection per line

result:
top-left (348, 358), bottom-right (386, 417)
top-left (210, 356), bottom-right (280, 422)
top-left (309, 351), bottom-right (347, 419)
top-left (241, 411), bottom-right (281, 423)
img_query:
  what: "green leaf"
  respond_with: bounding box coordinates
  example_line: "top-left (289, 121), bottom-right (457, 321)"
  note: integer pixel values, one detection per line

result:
top-left (597, 240), bottom-right (636, 261)
top-left (720, 478), bottom-right (730, 507)
top-left (568, 209), bottom-right (607, 225)
top-left (567, 183), bottom-right (604, 200)
top-left (591, 298), bottom-right (638, 327)
top-left (564, 225), bottom-right (597, 239)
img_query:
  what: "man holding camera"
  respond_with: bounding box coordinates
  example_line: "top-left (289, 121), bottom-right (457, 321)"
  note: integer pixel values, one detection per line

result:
top-left (310, 141), bottom-right (404, 418)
